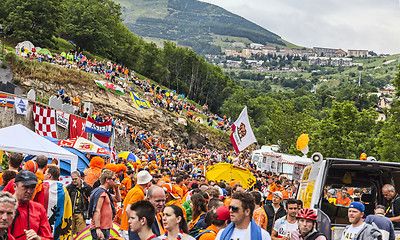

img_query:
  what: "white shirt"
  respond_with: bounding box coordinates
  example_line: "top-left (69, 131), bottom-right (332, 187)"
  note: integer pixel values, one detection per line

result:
top-left (341, 223), bottom-right (365, 240)
top-left (273, 216), bottom-right (298, 238)
top-left (215, 222), bottom-right (271, 240)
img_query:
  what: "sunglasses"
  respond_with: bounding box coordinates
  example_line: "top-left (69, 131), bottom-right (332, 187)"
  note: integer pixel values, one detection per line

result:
top-left (229, 206), bottom-right (240, 212)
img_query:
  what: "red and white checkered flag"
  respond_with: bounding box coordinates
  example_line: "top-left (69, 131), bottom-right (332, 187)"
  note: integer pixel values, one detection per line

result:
top-left (33, 105), bottom-right (57, 138)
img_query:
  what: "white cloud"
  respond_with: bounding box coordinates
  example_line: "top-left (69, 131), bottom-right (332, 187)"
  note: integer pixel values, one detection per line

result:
top-left (200, 0), bottom-right (400, 53)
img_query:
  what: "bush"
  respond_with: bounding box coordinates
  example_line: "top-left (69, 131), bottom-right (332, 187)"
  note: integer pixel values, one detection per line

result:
top-left (12, 77), bottom-right (21, 85)
top-left (4, 52), bottom-right (16, 62)
top-left (0, 61), bottom-right (7, 69)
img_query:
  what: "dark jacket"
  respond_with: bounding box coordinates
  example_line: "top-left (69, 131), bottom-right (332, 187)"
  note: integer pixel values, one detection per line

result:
top-left (264, 203), bottom-right (286, 234)
top-left (66, 180), bottom-right (92, 214)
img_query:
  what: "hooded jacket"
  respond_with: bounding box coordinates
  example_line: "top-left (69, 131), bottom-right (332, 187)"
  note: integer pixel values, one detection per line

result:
top-left (342, 222), bottom-right (382, 240)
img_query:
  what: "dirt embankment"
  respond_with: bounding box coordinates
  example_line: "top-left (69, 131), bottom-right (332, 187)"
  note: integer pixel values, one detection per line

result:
top-left (7, 57), bottom-right (230, 150)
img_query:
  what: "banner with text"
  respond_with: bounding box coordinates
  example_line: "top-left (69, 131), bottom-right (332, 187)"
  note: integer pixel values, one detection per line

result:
top-left (130, 92), bottom-right (151, 109)
top-left (85, 116), bottom-right (112, 137)
top-left (56, 110), bottom-right (70, 129)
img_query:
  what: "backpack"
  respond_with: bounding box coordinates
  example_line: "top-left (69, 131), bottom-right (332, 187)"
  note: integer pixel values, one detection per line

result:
top-left (307, 232), bottom-right (326, 240)
top-left (194, 230), bottom-right (216, 240)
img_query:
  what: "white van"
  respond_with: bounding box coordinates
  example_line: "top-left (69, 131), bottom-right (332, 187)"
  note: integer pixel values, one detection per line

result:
top-left (297, 155), bottom-right (400, 240)
top-left (252, 145), bottom-right (312, 180)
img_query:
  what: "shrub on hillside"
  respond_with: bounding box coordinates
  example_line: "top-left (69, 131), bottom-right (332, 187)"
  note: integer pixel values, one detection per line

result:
top-left (1, 61), bottom-right (7, 69)
top-left (12, 77), bottom-right (20, 85)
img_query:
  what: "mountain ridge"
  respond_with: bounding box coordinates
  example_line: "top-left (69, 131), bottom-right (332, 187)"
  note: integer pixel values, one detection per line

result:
top-left (115, 0), bottom-right (288, 54)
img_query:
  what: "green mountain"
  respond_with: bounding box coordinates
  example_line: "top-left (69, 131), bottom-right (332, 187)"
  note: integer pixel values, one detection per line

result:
top-left (115, 0), bottom-right (286, 55)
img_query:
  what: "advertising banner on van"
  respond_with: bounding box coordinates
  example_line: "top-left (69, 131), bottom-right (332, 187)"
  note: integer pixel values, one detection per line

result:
top-left (230, 106), bottom-right (257, 153)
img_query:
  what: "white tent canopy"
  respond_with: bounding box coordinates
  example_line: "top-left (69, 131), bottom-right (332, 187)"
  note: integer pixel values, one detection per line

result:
top-left (15, 41), bottom-right (35, 53)
top-left (0, 124), bottom-right (78, 171)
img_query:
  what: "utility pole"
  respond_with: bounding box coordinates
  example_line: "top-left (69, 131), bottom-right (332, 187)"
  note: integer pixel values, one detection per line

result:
top-left (358, 71), bottom-right (362, 86)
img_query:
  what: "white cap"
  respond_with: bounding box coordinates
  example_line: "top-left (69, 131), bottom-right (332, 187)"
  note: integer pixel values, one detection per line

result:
top-left (137, 170), bottom-right (152, 185)
top-left (273, 191), bottom-right (283, 199)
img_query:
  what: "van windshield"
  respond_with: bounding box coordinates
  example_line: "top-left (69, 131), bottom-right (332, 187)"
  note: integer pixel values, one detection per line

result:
top-left (319, 159), bottom-right (400, 228)
top-left (322, 186), bottom-right (374, 225)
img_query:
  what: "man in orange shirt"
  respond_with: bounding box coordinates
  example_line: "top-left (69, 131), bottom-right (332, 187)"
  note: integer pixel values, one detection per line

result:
top-left (120, 170), bottom-right (133, 200)
top-left (35, 155), bottom-right (48, 181)
top-left (119, 170), bottom-right (152, 240)
top-left (252, 191), bottom-right (268, 230)
top-left (72, 95), bottom-right (81, 107)
top-left (336, 189), bottom-right (351, 207)
top-left (199, 206), bottom-right (230, 240)
top-left (266, 180), bottom-right (283, 204)
top-left (162, 183), bottom-right (187, 220)
top-left (224, 184), bottom-right (245, 207)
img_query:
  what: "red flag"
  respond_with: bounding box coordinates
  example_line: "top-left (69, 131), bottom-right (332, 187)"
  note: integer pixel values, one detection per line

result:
top-left (69, 115), bottom-right (87, 138)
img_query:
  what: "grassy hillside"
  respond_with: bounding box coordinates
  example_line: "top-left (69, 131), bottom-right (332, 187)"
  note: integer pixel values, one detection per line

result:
top-left (226, 54), bottom-right (400, 93)
top-left (115, 0), bottom-right (288, 55)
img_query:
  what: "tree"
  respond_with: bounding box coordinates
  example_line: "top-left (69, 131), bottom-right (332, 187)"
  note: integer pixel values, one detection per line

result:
top-left (376, 103), bottom-right (400, 162)
top-left (310, 101), bottom-right (378, 159)
top-left (3, 0), bottom-right (64, 47)
top-left (379, 68), bottom-right (400, 162)
top-left (62, 0), bottom-right (121, 53)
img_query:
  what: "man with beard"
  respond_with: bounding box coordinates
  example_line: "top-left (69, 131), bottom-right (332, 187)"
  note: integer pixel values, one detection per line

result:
top-left (271, 198), bottom-right (300, 240)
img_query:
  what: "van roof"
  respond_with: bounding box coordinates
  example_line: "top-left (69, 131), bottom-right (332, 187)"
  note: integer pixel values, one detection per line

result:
top-left (326, 158), bottom-right (400, 168)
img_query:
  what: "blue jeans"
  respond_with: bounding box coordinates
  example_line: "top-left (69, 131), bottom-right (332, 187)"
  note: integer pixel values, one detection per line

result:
top-left (91, 229), bottom-right (111, 240)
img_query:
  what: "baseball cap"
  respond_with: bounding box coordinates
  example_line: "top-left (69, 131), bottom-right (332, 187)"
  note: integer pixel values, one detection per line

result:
top-left (273, 191), bottom-right (283, 199)
top-left (216, 206), bottom-right (230, 221)
top-left (162, 183), bottom-right (179, 199)
top-left (375, 205), bottom-right (386, 211)
top-left (328, 189), bottom-right (336, 195)
top-left (15, 170), bottom-right (38, 186)
top-left (349, 201), bottom-right (365, 212)
top-left (137, 170), bottom-right (152, 185)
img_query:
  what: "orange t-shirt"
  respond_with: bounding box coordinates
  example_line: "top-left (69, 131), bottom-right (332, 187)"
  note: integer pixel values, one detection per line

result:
top-left (224, 197), bottom-right (232, 207)
top-left (347, 188), bottom-right (354, 196)
top-left (253, 207), bottom-right (268, 230)
top-left (199, 224), bottom-right (219, 240)
top-left (174, 185), bottom-right (184, 198)
top-left (36, 172), bottom-right (45, 182)
top-left (181, 184), bottom-right (188, 196)
top-left (266, 183), bottom-right (279, 201)
top-left (167, 199), bottom-right (187, 220)
top-left (120, 185), bottom-right (145, 230)
top-left (120, 177), bottom-right (132, 200)
top-left (281, 189), bottom-right (289, 200)
top-left (336, 197), bottom-right (351, 207)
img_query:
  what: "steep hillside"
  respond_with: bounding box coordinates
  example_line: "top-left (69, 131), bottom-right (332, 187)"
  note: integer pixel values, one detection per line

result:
top-left (2, 53), bottom-right (231, 150)
top-left (116, 0), bottom-right (286, 54)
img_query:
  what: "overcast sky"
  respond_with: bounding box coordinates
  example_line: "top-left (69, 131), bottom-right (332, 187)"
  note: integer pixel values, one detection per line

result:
top-left (200, 0), bottom-right (400, 54)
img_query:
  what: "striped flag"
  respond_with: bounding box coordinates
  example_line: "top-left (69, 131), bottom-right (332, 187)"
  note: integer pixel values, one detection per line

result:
top-left (0, 93), bottom-right (15, 108)
top-left (85, 116), bottom-right (112, 137)
top-left (42, 180), bottom-right (72, 240)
